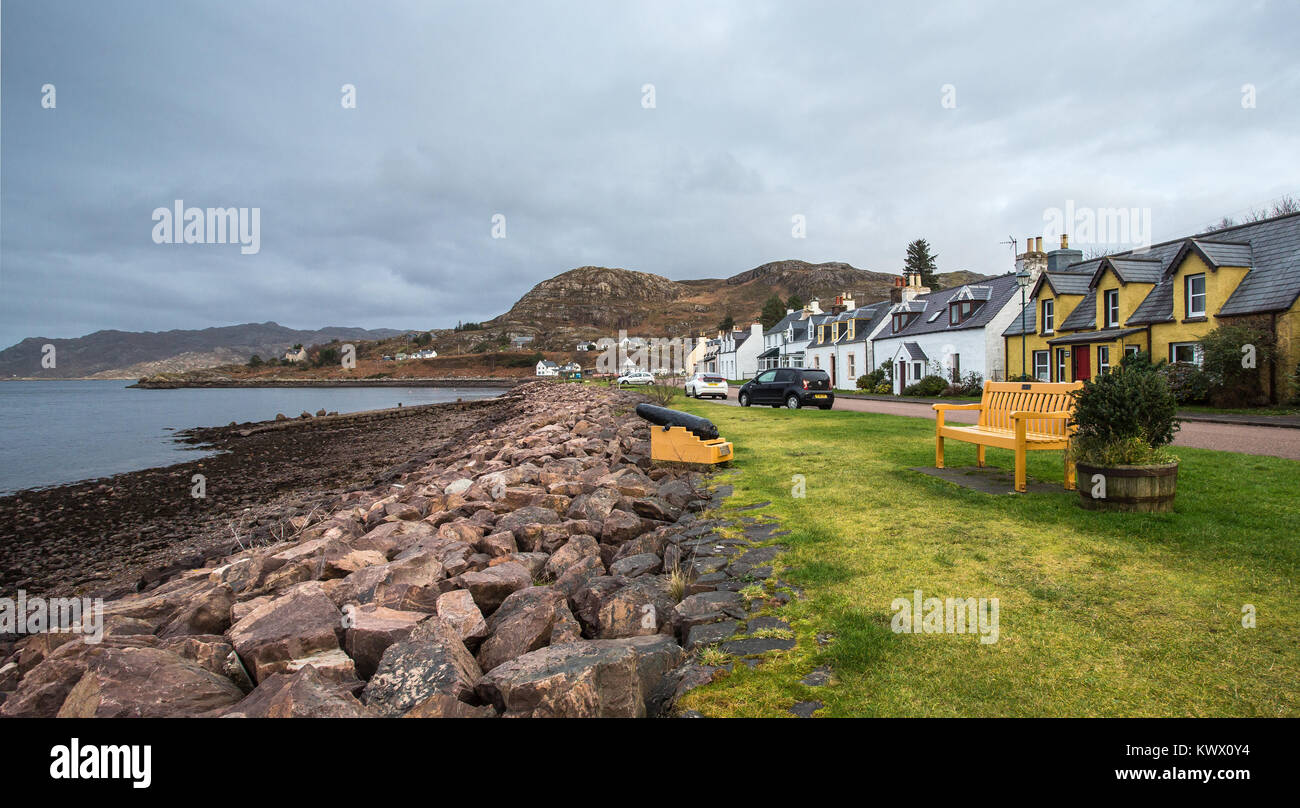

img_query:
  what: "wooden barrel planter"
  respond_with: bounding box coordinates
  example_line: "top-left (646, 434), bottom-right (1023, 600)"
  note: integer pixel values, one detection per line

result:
top-left (1075, 462), bottom-right (1179, 512)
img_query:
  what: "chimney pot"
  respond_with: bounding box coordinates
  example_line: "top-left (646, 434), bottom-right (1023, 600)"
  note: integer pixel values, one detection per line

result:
top-left (1061, 234), bottom-right (1069, 249)
top-left (1035, 236), bottom-right (1043, 252)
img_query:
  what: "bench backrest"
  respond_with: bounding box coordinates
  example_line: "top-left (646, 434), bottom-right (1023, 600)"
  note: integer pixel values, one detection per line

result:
top-left (979, 380), bottom-right (1083, 435)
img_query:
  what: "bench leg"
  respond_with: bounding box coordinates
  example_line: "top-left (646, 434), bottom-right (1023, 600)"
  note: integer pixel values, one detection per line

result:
top-left (1064, 453), bottom-right (1076, 491)
top-left (1013, 420), bottom-right (1027, 493)
top-left (935, 435), bottom-right (945, 469)
top-left (976, 444), bottom-right (986, 468)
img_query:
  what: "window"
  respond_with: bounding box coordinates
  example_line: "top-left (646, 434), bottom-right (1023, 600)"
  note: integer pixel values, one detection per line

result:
top-left (1032, 351), bottom-right (1049, 381)
top-left (1125, 345), bottom-right (1141, 359)
top-left (1042, 299), bottom-right (1055, 334)
top-left (913, 362), bottom-right (924, 380)
top-left (949, 300), bottom-right (981, 325)
top-left (1098, 345), bottom-right (1111, 375)
top-left (950, 353), bottom-right (960, 381)
top-left (847, 354), bottom-right (856, 379)
top-left (1104, 289), bottom-right (1120, 328)
top-left (1186, 273), bottom-right (1206, 318)
top-left (756, 370), bottom-right (777, 383)
top-left (1056, 348), bottom-right (1069, 382)
top-left (813, 356), bottom-right (820, 369)
top-left (774, 369), bottom-right (794, 382)
top-left (1170, 342), bottom-right (1202, 366)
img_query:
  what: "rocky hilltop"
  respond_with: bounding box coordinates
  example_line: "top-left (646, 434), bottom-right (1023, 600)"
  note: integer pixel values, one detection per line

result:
top-left (0, 382), bottom-right (785, 718)
top-left (475, 260), bottom-right (988, 352)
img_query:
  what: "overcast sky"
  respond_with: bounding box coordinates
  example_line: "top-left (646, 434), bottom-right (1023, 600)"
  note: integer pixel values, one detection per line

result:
top-left (2, 0), bottom-right (1298, 348)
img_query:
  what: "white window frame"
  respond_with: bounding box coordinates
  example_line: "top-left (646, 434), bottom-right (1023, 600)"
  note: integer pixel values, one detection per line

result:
top-left (1098, 345), bottom-right (1111, 375)
top-left (1032, 350), bottom-right (1049, 381)
top-left (1042, 299), bottom-right (1054, 334)
top-left (1170, 342), bottom-right (1203, 366)
top-left (1186, 273), bottom-right (1207, 318)
top-left (1104, 289), bottom-right (1120, 328)
top-left (1056, 348), bottom-right (1069, 382)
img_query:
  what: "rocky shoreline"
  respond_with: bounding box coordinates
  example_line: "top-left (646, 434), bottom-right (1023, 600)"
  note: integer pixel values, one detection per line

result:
top-left (128, 376), bottom-right (524, 389)
top-left (0, 381), bottom-right (797, 718)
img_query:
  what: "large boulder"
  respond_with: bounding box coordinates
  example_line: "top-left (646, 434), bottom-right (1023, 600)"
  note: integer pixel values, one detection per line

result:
top-left (553, 555), bottom-right (606, 597)
top-left (435, 589), bottom-right (489, 649)
top-left (157, 583), bottom-right (235, 638)
top-left (476, 636), bottom-right (684, 718)
top-left (566, 488), bottom-right (620, 524)
top-left (476, 587), bottom-right (568, 672)
top-left (222, 665), bottom-right (372, 718)
top-left (226, 582), bottom-right (344, 683)
top-left (572, 576), bottom-right (676, 639)
top-left (54, 645), bottom-right (245, 718)
top-left (361, 616), bottom-right (482, 716)
top-left (343, 604), bottom-right (428, 680)
top-left (544, 534), bottom-right (601, 580)
top-left (454, 562), bottom-right (531, 615)
top-left (600, 510), bottom-right (646, 544)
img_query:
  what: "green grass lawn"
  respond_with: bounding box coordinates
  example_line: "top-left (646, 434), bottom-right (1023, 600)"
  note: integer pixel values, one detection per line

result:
top-left (671, 396), bottom-right (1300, 717)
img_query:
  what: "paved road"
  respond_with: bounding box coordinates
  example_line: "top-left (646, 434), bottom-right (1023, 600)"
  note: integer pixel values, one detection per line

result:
top-left (697, 394), bottom-right (1300, 462)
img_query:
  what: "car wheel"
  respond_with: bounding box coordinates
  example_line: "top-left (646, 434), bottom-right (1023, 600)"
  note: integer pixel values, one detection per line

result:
top-left (786, 395), bottom-right (801, 409)
top-left (683, 387), bottom-right (692, 397)
top-left (739, 392), bottom-right (750, 407)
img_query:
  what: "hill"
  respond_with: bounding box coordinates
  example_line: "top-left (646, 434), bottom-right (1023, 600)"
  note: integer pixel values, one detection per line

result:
top-left (0, 322), bottom-right (408, 379)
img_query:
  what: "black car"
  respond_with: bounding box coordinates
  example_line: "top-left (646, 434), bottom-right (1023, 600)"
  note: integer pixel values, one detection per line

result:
top-left (738, 368), bottom-right (834, 409)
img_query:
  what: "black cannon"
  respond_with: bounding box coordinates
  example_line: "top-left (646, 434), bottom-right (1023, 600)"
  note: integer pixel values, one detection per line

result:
top-left (634, 403), bottom-right (720, 441)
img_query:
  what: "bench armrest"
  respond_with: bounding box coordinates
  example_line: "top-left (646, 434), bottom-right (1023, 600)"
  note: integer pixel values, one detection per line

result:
top-left (1010, 410), bottom-right (1072, 420)
top-left (932, 403), bottom-right (983, 411)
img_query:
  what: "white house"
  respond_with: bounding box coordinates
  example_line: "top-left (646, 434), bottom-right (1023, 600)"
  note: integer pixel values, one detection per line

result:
top-left (535, 359), bottom-right (560, 377)
top-left (872, 271), bottom-right (1024, 394)
top-left (758, 299), bottom-right (829, 371)
top-left (803, 301), bottom-right (893, 389)
top-left (283, 346), bottom-right (307, 363)
top-left (715, 322), bottom-right (764, 380)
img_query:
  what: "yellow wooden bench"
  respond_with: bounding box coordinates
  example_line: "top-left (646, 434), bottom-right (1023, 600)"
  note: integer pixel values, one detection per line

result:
top-left (932, 380), bottom-right (1083, 493)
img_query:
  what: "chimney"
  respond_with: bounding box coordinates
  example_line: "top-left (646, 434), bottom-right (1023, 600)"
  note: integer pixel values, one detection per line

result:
top-left (1046, 232), bottom-right (1083, 273)
top-left (804, 298), bottom-right (822, 315)
top-left (843, 291), bottom-right (856, 310)
top-left (1016, 234), bottom-right (1049, 281)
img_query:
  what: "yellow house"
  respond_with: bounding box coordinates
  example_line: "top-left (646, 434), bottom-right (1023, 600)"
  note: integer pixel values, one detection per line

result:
top-left (1004, 212), bottom-right (1300, 401)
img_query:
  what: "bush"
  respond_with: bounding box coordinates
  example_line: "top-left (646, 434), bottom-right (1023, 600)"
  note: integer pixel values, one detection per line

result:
top-left (903, 374), bottom-right (948, 397)
top-left (873, 381), bottom-right (892, 394)
top-left (1069, 352), bottom-right (1180, 466)
top-left (1200, 324), bottom-right (1277, 407)
top-left (1290, 362), bottom-right (1300, 405)
top-left (1161, 362), bottom-right (1210, 404)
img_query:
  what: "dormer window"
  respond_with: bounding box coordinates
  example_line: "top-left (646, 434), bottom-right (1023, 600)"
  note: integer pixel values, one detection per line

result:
top-left (948, 299), bottom-right (981, 325)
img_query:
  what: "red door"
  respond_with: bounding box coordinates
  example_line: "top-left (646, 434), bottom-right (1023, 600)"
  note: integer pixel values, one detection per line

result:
top-left (1073, 346), bottom-right (1091, 381)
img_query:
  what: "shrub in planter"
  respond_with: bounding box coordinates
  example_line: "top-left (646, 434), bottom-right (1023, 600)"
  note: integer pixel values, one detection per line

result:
top-left (1069, 353), bottom-right (1181, 512)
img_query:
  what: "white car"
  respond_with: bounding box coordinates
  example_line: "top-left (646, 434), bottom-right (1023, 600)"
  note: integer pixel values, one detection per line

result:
top-left (617, 371), bottom-right (655, 386)
top-left (684, 373), bottom-right (728, 399)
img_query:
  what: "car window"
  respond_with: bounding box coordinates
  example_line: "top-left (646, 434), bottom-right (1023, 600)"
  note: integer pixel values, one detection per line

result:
top-left (755, 371), bottom-right (777, 383)
top-left (774, 369), bottom-right (794, 382)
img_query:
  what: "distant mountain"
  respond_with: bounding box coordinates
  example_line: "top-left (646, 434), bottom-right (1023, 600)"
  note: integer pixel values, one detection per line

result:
top-left (461, 261), bottom-right (989, 351)
top-left (0, 322), bottom-right (408, 379)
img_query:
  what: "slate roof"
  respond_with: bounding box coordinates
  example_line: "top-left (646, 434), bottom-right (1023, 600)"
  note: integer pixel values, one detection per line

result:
top-left (1047, 327), bottom-right (1145, 345)
top-left (1041, 271), bottom-right (1094, 296)
top-left (901, 342), bottom-right (928, 361)
top-left (1099, 257), bottom-right (1164, 285)
top-left (877, 273), bottom-right (1020, 340)
top-left (1058, 288), bottom-right (1098, 331)
top-left (1194, 239), bottom-right (1253, 268)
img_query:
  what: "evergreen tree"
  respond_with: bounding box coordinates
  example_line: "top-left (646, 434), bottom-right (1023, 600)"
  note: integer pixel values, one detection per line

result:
top-left (760, 294), bottom-right (786, 329)
top-left (786, 294), bottom-right (803, 310)
top-left (904, 238), bottom-right (941, 289)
